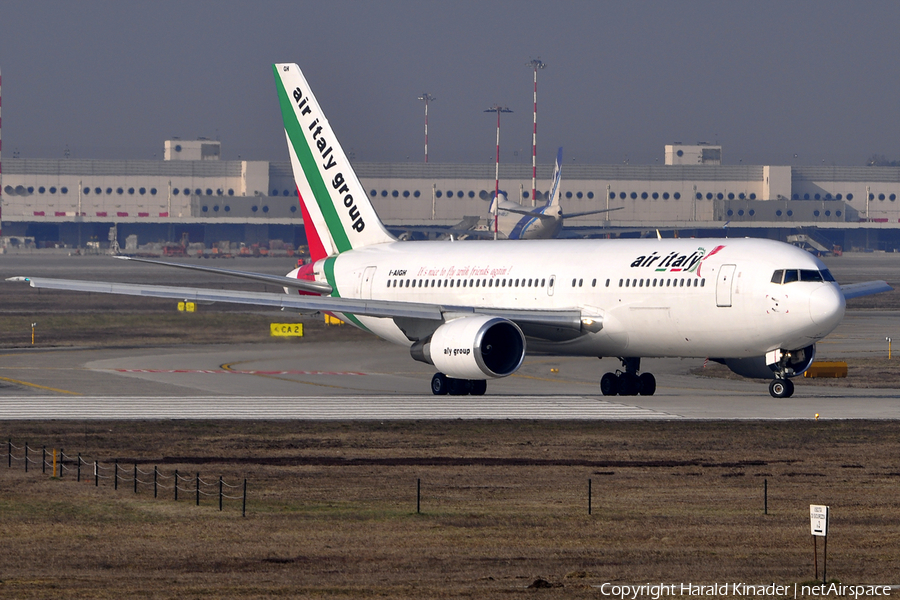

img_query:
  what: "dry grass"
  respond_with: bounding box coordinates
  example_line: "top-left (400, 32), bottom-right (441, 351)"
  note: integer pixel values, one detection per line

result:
top-left (1, 420), bottom-right (898, 598)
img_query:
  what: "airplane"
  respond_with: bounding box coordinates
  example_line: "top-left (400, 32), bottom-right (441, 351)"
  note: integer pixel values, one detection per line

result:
top-left (478, 147), bottom-right (622, 240)
top-left (389, 148), bottom-right (620, 241)
top-left (389, 215), bottom-right (482, 241)
top-left (9, 62), bottom-right (892, 399)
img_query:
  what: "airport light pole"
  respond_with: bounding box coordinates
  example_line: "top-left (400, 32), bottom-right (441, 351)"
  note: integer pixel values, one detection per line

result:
top-left (485, 105), bottom-right (513, 240)
top-left (526, 59), bottom-right (545, 207)
top-left (417, 93), bottom-right (435, 163)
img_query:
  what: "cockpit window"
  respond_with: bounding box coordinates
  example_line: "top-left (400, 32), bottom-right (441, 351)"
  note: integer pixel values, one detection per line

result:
top-left (800, 270), bottom-right (823, 282)
top-left (771, 268), bottom-right (835, 285)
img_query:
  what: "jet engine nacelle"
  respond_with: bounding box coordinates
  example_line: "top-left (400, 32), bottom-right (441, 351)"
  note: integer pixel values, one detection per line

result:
top-left (410, 316), bottom-right (526, 380)
top-left (722, 344), bottom-right (816, 380)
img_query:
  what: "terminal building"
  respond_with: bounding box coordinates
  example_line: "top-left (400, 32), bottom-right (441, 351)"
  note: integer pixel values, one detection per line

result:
top-left (4, 140), bottom-right (900, 252)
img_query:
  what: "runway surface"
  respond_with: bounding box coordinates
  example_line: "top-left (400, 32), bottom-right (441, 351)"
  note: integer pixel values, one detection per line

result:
top-left (0, 395), bottom-right (679, 420)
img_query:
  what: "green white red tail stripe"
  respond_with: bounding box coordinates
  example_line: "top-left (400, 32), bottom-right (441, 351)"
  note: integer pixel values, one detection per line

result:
top-left (273, 63), bottom-right (394, 258)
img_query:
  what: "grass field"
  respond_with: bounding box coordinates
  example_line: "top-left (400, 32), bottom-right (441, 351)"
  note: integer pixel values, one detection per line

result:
top-left (1, 420), bottom-right (898, 598)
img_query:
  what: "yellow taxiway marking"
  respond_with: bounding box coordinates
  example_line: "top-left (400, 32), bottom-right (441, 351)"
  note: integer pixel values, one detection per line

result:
top-left (0, 376), bottom-right (83, 396)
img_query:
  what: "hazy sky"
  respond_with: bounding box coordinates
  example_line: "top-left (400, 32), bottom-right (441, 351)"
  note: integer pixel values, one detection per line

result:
top-left (1, 1), bottom-right (899, 167)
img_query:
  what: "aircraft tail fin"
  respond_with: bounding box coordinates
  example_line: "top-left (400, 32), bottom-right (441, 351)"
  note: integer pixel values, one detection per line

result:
top-left (273, 63), bottom-right (396, 260)
top-left (488, 190), bottom-right (508, 216)
top-left (546, 147), bottom-right (563, 207)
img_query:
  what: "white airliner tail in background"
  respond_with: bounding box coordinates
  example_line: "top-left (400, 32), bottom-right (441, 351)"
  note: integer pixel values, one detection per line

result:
top-left (487, 147), bottom-right (565, 239)
top-left (546, 146), bottom-right (564, 210)
top-left (486, 148), bottom-right (622, 239)
top-left (8, 62), bottom-right (892, 400)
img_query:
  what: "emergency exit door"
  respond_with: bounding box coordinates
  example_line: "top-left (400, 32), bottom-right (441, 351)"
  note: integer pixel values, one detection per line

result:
top-left (716, 264), bottom-right (736, 307)
top-left (360, 266), bottom-right (376, 299)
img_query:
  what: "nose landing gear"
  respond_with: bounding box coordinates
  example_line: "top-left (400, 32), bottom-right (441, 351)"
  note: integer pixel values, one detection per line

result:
top-left (766, 348), bottom-right (807, 398)
top-left (768, 377), bottom-right (794, 398)
top-left (600, 358), bottom-right (656, 396)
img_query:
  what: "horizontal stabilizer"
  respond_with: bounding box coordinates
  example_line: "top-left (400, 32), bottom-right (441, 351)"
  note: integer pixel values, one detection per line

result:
top-left (8, 276), bottom-right (440, 320)
top-left (114, 256), bottom-right (332, 295)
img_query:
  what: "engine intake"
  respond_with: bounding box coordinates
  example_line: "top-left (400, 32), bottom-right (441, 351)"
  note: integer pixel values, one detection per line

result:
top-left (410, 316), bottom-right (526, 379)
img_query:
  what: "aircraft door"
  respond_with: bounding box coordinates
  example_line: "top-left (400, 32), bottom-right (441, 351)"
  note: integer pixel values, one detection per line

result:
top-left (360, 266), bottom-right (377, 299)
top-left (547, 275), bottom-right (556, 296)
top-left (716, 264), bottom-right (736, 307)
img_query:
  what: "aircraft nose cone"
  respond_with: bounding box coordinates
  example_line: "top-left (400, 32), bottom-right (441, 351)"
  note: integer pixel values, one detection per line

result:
top-left (809, 284), bottom-right (845, 327)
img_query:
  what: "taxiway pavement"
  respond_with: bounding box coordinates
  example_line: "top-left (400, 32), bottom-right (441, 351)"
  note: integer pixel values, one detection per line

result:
top-left (1, 317), bottom-right (899, 419)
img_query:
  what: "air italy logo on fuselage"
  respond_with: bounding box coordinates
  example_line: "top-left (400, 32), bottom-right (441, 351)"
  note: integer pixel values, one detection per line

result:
top-left (630, 245), bottom-right (725, 274)
top-left (290, 85), bottom-right (365, 233)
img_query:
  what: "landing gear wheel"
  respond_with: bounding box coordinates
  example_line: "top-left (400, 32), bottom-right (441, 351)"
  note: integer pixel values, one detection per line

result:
top-left (447, 378), bottom-right (471, 396)
top-left (470, 380), bottom-right (487, 396)
top-left (618, 373), bottom-right (640, 396)
top-left (431, 373), bottom-right (448, 395)
top-left (769, 378), bottom-right (794, 399)
top-left (600, 372), bottom-right (618, 396)
top-left (638, 372), bottom-right (656, 396)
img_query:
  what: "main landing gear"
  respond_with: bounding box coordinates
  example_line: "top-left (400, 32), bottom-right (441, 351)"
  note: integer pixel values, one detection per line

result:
top-left (600, 357), bottom-right (656, 396)
top-left (431, 372), bottom-right (487, 396)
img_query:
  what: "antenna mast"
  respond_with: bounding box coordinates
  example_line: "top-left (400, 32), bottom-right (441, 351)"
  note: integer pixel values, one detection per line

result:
top-left (417, 93), bottom-right (435, 163)
top-left (485, 105), bottom-right (513, 240)
top-left (526, 59), bottom-right (545, 207)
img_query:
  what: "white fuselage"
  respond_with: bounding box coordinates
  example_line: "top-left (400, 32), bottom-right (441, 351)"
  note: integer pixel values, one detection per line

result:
top-left (306, 237), bottom-right (845, 360)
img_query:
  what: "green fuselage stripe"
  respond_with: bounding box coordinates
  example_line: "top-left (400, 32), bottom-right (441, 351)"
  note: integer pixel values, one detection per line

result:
top-left (273, 67), bottom-right (352, 253)
top-left (323, 256), bottom-right (339, 296)
top-left (322, 256), bottom-right (368, 331)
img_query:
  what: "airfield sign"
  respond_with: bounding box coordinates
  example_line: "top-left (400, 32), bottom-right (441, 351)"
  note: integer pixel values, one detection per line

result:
top-left (810, 504), bottom-right (829, 536)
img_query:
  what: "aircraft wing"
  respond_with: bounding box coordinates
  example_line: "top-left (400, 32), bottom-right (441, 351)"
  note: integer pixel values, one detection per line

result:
top-left (499, 206), bottom-right (624, 220)
top-left (7, 277), bottom-right (586, 338)
top-left (563, 207), bottom-right (625, 219)
top-left (500, 207), bottom-right (560, 221)
top-left (387, 225), bottom-right (488, 240)
top-left (114, 256), bottom-right (333, 295)
top-left (840, 280), bottom-right (893, 300)
top-left (386, 216), bottom-right (482, 240)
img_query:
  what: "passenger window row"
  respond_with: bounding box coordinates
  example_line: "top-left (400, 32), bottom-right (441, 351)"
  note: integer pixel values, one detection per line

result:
top-left (387, 277), bottom-right (550, 289)
top-left (618, 277), bottom-right (705, 288)
top-left (385, 275), bottom-right (706, 291)
top-left (571, 278), bottom-right (607, 287)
